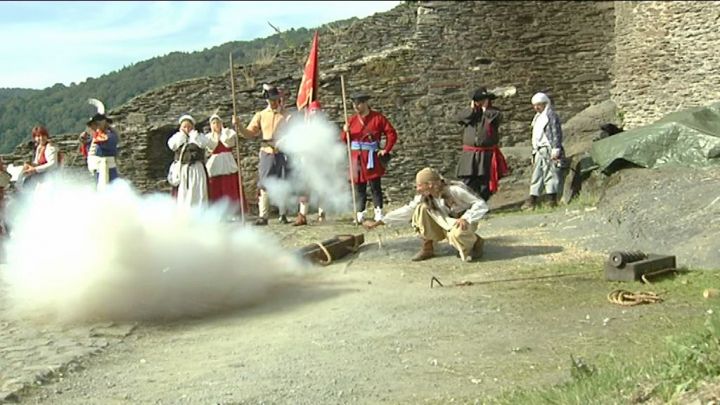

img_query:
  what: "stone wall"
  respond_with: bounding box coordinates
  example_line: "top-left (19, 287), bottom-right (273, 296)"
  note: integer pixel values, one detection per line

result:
top-left (612, 1), bottom-right (720, 129)
top-left (5, 1), bottom-right (617, 205)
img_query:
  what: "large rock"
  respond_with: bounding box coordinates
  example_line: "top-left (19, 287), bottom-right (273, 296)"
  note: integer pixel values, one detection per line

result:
top-left (563, 100), bottom-right (619, 158)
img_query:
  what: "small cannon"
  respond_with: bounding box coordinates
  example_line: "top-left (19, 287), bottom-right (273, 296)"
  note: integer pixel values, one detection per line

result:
top-left (296, 234), bottom-right (364, 266)
top-left (604, 250), bottom-right (676, 282)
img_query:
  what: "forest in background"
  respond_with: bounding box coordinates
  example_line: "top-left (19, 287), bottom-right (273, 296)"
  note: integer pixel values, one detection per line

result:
top-left (0, 24), bottom-right (333, 153)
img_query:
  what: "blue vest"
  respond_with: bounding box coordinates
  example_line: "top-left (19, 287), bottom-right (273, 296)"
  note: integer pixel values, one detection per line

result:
top-left (95, 129), bottom-right (119, 157)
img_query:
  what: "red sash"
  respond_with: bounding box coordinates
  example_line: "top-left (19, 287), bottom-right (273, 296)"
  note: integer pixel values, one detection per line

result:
top-left (462, 145), bottom-right (508, 193)
top-left (37, 145), bottom-right (48, 165)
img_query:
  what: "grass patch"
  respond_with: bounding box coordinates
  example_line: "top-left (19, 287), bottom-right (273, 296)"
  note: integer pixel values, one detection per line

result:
top-left (487, 270), bottom-right (720, 404)
top-left (253, 46), bottom-right (277, 67)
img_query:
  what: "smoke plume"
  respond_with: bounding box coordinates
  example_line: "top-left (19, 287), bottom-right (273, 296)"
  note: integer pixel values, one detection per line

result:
top-left (1, 175), bottom-right (306, 323)
top-left (264, 116), bottom-right (352, 215)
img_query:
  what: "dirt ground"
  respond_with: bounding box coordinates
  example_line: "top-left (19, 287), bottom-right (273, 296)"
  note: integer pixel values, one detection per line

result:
top-left (2, 165), bottom-right (718, 404)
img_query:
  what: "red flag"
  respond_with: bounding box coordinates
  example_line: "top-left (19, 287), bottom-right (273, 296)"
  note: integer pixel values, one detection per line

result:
top-left (296, 31), bottom-right (319, 111)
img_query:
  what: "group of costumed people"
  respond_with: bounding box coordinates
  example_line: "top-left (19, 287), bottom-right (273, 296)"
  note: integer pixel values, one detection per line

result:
top-left (9, 98), bottom-right (120, 193)
top-left (363, 89), bottom-right (564, 262)
top-left (8, 83), bottom-right (564, 264)
top-left (166, 111), bottom-right (247, 214)
top-left (167, 83), bottom-right (400, 227)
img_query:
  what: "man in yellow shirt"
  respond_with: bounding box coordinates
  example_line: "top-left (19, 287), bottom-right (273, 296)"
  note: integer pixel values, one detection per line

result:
top-left (236, 84), bottom-right (291, 225)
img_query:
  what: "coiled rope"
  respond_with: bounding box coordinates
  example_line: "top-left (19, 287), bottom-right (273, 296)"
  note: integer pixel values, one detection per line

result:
top-left (607, 289), bottom-right (662, 306)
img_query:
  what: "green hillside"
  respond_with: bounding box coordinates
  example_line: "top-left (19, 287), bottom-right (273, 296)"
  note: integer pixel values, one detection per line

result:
top-left (0, 88), bottom-right (40, 106)
top-left (0, 25), bottom-right (325, 153)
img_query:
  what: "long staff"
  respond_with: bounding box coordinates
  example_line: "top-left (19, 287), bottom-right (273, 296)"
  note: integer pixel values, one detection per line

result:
top-left (340, 75), bottom-right (358, 225)
top-left (229, 53), bottom-right (246, 224)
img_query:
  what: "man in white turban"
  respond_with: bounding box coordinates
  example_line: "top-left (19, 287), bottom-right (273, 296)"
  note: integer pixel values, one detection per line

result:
top-left (522, 92), bottom-right (565, 210)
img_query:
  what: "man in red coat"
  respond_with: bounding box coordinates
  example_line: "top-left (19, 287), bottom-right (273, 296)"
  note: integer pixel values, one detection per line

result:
top-left (341, 93), bottom-right (398, 223)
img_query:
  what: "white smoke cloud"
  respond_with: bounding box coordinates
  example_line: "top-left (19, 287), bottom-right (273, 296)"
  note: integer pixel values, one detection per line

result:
top-left (264, 115), bottom-right (352, 215)
top-left (1, 174), bottom-right (308, 323)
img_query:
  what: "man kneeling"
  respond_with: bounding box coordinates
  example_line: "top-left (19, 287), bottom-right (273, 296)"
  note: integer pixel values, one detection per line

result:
top-left (364, 167), bottom-right (488, 262)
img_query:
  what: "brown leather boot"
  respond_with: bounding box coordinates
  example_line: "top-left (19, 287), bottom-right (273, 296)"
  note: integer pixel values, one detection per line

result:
top-left (292, 213), bottom-right (307, 226)
top-left (472, 236), bottom-right (484, 259)
top-left (521, 195), bottom-right (538, 211)
top-left (411, 239), bottom-right (435, 262)
top-left (545, 193), bottom-right (558, 208)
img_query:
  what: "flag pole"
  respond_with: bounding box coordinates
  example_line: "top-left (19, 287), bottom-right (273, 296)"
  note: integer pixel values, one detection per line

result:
top-left (229, 53), bottom-right (246, 225)
top-left (340, 75), bottom-right (358, 225)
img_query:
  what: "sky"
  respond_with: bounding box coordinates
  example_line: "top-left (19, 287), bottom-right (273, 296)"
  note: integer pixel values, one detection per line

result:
top-left (0, 1), bottom-right (401, 90)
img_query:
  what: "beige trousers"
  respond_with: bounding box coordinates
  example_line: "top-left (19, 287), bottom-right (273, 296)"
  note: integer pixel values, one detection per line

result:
top-left (411, 203), bottom-right (479, 257)
top-left (258, 189), bottom-right (289, 219)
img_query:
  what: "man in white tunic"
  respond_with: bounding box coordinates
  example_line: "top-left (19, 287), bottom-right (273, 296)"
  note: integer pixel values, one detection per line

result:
top-left (522, 92), bottom-right (565, 209)
top-left (167, 114), bottom-right (211, 210)
top-left (364, 167), bottom-right (488, 262)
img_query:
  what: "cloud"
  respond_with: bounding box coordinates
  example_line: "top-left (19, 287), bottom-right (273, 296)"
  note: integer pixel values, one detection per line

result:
top-left (0, 1), bottom-right (401, 89)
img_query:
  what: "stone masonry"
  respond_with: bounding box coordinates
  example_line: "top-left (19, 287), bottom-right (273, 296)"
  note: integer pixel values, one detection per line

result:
top-left (612, 1), bottom-right (720, 129)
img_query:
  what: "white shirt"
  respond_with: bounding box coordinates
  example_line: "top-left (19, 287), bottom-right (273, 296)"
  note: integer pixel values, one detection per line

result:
top-left (167, 130), bottom-right (211, 151)
top-left (383, 184), bottom-right (489, 229)
top-left (531, 106), bottom-right (550, 150)
top-left (33, 143), bottom-right (58, 173)
top-left (205, 128), bottom-right (239, 177)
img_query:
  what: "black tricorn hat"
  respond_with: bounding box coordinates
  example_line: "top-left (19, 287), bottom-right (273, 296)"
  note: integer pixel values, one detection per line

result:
top-left (86, 113), bottom-right (113, 125)
top-left (262, 84), bottom-right (281, 100)
top-left (350, 92), bottom-right (371, 102)
top-left (471, 87), bottom-right (497, 101)
top-left (265, 87), bottom-right (281, 100)
top-left (86, 98), bottom-right (113, 125)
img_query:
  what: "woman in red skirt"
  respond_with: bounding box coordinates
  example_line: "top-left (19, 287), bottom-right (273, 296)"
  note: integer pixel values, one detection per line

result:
top-left (205, 113), bottom-right (248, 218)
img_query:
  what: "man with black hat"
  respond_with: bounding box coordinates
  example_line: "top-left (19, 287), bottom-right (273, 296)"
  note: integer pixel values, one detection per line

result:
top-left (341, 92), bottom-right (398, 224)
top-left (455, 87), bottom-right (508, 201)
top-left (84, 98), bottom-right (120, 190)
top-left (235, 84), bottom-right (291, 226)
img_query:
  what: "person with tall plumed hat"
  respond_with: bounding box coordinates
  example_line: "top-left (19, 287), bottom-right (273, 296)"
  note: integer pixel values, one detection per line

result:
top-left (364, 167), bottom-right (488, 263)
top-left (234, 83), bottom-right (292, 226)
top-left (341, 91), bottom-right (398, 224)
top-left (455, 87), bottom-right (508, 202)
top-left (84, 98), bottom-right (120, 189)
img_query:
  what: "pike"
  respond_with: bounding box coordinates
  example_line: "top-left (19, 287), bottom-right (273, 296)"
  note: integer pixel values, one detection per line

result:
top-left (340, 75), bottom-right (359, 225)
top-left (229, 53), bottom-right (246, 224)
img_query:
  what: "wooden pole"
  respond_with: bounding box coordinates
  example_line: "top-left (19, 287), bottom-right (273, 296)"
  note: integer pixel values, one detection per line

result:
top-left (229, 53), bottom-right (246, 225)
top-left (340, 75), bottom-right (358, 225)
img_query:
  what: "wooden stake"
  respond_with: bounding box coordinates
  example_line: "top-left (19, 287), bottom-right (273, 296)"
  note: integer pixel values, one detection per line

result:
top-left (229, 53), bottom-right (246, 225)
top-left (340, 75), bottom-right (358, 225)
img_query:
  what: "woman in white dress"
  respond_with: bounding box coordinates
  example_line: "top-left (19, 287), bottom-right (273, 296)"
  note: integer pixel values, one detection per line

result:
top-left (167, 115), bottom-right (210, 209)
